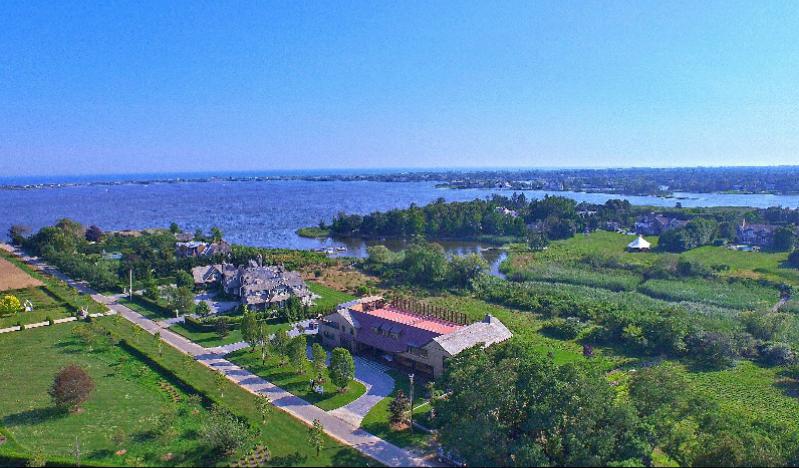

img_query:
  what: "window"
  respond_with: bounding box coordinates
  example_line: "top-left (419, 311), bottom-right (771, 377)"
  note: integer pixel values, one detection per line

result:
top-left (407, 346), bottom-right (428, 358)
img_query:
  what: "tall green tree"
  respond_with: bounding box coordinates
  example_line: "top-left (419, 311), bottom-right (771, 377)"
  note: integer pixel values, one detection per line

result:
top-left (329, 347), bottom-right (355, 391)
top-left (287, 335), bottom-right (307, 374)
top-left (308, 419), bottom-right (325, 456)
top-left (240, 307), bottom-right (260, 351)
top-left (311, 343), bottom-right (327, 378)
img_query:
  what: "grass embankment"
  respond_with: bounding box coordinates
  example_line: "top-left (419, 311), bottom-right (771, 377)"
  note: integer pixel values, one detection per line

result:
top-left (98, 316), bottom-right (375, 466)
top-left (296, 227), bottom-right (331, 239)
top-left (226, 349), bottom-right (366, 411)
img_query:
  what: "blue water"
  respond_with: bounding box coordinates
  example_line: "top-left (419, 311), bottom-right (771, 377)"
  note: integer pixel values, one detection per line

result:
top-left (2, 179), bottom-right (799, 249)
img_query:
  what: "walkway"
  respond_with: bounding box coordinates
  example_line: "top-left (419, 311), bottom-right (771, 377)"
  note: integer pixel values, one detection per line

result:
top-left (1, 244), bottom-right (433, 468)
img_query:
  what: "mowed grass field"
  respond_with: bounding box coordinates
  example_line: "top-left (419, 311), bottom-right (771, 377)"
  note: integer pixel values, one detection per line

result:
top-left (0, 256), bottom-right (42, 291)
top-left (0, 317), bottom-right (375, 467)
top-left (0, 322), bottom-right (224, 466)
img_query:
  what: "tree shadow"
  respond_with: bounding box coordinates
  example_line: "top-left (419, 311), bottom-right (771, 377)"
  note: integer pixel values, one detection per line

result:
top-left (2, 406), bottom-right (66, 426)
top-left (270, 451), bottom-right (307, 466)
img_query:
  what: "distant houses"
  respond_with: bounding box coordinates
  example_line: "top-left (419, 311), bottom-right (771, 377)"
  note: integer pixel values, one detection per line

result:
top-left (320, 296), bottom-right (512, 378)
top-left (191, 261), bottom-right (314, 309)
top-left (736, 220), bottom-right (778, 247)
top-left (634, 213), bottom-right (688, 236)
top-left (175, 240), bottom-right (232, 258)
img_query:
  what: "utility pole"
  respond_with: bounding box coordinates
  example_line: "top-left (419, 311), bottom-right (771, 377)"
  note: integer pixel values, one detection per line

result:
top-left (408, 373), bottom-right (414, 433)
top-left (129, 268), bottom-right (133, 301)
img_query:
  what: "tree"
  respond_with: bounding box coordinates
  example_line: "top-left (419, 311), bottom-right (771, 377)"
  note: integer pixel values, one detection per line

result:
top-left (215, 371), bottom-right (227, 399)
top-left (0, 295), bottom-right (22, 315)
top-left (201, 405), bottom-right (249, 454)
top-left (8, 224), bottom-right (31, 245)
top-left (402, 241), bottom-right (449, 286)
top-left (308, 419), bottom-right (324, 457)
top-left (526, 230), bottom-right (549, 251)
top-left (240, 308), bottom-right (260, 351)
top-left (49, 364), bottom-right (95, 412)
top-left (447, 254), bottom-right (488, 288)
top-left (165, 286), bottom-right (194, 315)
top-left (773, 226), bottom-right (797, 251)
top-left (257, 322), bottom-right (271, 365)
top-left (210, 226), bottom-right (223, 242)
top-left (194, 301), bottom-right (211, 317)
top-left (169, 222), bottom-right (180, 234)
top-left (389, 390), bottom-right (410, 426)
top-left (433, 345), bottom-right (650, 467)
top-left (311, 343), bottom-right (327, 378)
top-left (194, 228), bottom-right (204, 241)
top-left (175, 270), bottom-right (194, 289)
top-left (287, 335), bottom-right (307, 374)
top-left (272, 330), bottom-right (289, 365)
top-left (154, 331), bottom-right (163, 356)
top-left (84, 225), bottom-right (104, 242)
top-left (256, 394), bottom-right (273, 424)
top-left (329, 347), bottom-right (355, 391)
top-left (789, 249), bottom-right (799, 269)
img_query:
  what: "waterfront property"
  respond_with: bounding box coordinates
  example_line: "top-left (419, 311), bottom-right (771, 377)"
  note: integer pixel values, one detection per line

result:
top-left (175, 240), bottom-right (232, 258)
top-left (320, 296), bottom-right (512, 378)
top-left (193, 261), bottom-right (314, 309)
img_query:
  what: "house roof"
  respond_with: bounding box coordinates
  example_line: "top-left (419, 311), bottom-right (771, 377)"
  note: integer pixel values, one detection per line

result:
top-left (432, 314), bottom-right (512, 355)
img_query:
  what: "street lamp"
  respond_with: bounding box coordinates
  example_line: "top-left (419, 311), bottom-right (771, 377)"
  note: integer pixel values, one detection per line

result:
top-left (408, 373), bottom-right (414, 433)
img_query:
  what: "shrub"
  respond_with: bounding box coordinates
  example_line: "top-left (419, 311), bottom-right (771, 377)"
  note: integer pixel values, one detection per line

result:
top-left (47, 316), bottom-right (54, 326)
top-left (48, 364), bottom-right (95, 411)
top-left (201, 405), bottom-right (250, 454)
top-left (758, 342), bottom-right (795, 366)
top-left (0, 294), bottom-right (22, 316)
top-left (541, 317), bottom-right (585, 340)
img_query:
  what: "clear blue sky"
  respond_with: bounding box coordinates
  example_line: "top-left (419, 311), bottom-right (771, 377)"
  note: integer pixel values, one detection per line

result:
top-left (2, 1), bottom-right (798, 176)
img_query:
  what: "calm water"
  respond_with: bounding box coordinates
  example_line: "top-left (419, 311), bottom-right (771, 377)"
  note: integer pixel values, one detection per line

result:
top-left (3, 179), bottom-right (799, 253)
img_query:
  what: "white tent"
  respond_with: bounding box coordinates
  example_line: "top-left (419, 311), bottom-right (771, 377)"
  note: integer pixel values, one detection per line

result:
top-left (627, 235), bottom-right (651, 251)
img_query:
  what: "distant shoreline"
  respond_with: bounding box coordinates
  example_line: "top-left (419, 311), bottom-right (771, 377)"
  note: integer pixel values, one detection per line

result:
top-left (4, 166), bottom-right (799, 197)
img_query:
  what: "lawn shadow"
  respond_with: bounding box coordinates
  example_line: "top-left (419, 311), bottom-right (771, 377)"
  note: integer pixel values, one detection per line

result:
top-left (270, 451), bottom-right (307, 466)
top-left (2, 406), bottom-right (66, 426)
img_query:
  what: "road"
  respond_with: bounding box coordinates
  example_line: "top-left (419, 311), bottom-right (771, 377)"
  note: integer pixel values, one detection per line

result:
top-left (1, 244), bottom-right (437, 467)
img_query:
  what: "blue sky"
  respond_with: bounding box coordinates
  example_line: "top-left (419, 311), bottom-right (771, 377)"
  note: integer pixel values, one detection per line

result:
top-left (2, 1), bottom-right (798, 176)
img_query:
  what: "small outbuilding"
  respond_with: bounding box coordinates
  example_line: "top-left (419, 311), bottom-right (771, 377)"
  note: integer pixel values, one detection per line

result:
top-left (627, 235), bottom-right (651, 251)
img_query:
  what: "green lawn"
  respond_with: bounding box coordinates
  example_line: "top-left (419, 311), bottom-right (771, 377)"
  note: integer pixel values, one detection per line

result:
top-left (307, 281), bottom-right (356, 313)
top-left (360, 370), bottom-right (431, 450)
top-left (226, 349), bottom-right (366, 411)
top-left (0, 287), bottom-right (73, 328)
top-left (97, 316), bottom-right (375, 466)
top-left (117, 297), bottom-right (173, 321)
top-left (0, 322), bottom-right (226, 466)
top-left (169, 319), bottom-right (290, 348)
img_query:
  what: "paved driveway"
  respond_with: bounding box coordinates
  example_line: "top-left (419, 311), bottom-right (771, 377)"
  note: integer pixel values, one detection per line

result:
top-left (330, 355), bottom-right (395, 426)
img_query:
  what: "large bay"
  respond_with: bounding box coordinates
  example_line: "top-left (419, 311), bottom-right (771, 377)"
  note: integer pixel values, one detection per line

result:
top-left (3, 179), bottom-right (799, 252)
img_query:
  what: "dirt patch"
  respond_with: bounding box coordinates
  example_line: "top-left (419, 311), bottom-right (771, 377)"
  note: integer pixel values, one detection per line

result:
top-left (0, 257), bottom-right (42, 292)
top-left (302, 264), bottom-right (377, 294)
